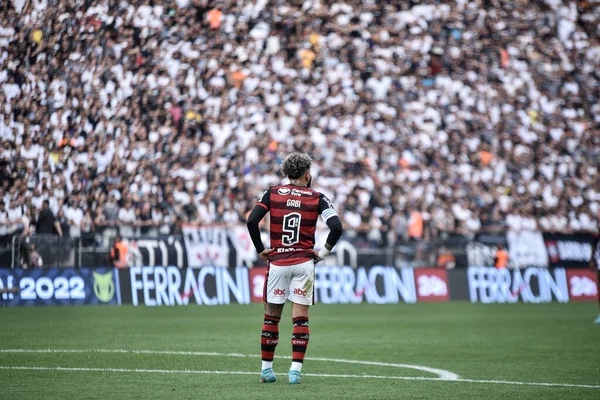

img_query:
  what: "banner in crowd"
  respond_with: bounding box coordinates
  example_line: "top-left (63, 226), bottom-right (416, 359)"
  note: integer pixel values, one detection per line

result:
top-left (0, 268), bottom-right (120, 306)
top-left (182, 225), bottom-right (230, 268)
top-left (543, 233), bottom-right (596, 268)
top-left (228, 225), bottom-right (258, 267)
top-left (506, 231), bottom-right (549, 268)
top-left (466, 242), bottom-right (499, 268)
top-left (5, 226), bottom-right (599, 270)
top-left (127, 230), bottom-right (598, 270)
top-left (114, 228), bottom-right (253, 270)
top-left (467, 232), bottom-right (508, 268)
top-left (123, 237), bottom-right (187, 268)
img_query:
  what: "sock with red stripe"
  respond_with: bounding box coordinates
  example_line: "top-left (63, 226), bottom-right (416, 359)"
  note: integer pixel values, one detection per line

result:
top-left (290, 317), bottom-right (309, 372)
top-left (261, 314), bottom-right (280, 370)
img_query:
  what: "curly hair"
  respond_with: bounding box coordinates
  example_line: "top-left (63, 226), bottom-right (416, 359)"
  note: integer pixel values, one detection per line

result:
top-left (281, 153), bottom-right (312, 179)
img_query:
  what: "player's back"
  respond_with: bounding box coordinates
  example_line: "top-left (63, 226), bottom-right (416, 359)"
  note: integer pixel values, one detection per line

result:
top-left (267, 185), bottom-right (322, 266)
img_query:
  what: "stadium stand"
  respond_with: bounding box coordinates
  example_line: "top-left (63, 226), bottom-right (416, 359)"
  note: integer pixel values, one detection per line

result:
top-left (0, 0), bottom-right (598, 251)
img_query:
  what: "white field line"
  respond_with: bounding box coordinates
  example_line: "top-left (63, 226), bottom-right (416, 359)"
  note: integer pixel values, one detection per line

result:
top-left (0, 365), bottom-right (430, 381)
top-left (0, 348), bottom-right (458, 380)
top-left (0, 365), bottom-right (599, 389)
top-left (1, 349), bottom-right (599, 389)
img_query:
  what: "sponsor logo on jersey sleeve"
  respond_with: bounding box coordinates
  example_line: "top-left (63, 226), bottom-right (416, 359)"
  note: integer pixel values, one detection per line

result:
top-left (320, 195), bottom-right (338, 221)
top-left (323, 196), bottom-right (335, 209)
top-left (258, 190), bottom-right (268, 202)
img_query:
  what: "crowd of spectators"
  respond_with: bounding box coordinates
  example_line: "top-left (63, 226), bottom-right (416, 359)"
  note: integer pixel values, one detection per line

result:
top-left (1, 0), bottom-right (599, 250)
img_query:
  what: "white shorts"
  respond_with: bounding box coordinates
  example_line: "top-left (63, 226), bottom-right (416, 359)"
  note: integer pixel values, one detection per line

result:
top-left (264, 260), bottom-right (315, 305)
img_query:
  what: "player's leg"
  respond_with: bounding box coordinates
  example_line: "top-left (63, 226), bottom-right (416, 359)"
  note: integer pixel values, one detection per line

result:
top-left (259, 264), bottom-right (290, 382)
top-left (287, 260), bottom-right (315, 384)
top-left (262, 302), bottom-right (284, 369)
top-left (289, 302), bottom-right (310, 384)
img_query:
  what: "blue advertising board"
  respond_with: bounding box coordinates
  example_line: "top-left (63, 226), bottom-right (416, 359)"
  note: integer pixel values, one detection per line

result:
top-left (0, 268), bottom-right (121, 306)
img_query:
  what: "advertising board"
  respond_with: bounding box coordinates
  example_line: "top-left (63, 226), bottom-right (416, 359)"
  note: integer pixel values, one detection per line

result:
top-left (565, 269), bottom-right (598, 302)
top-left (125, 266), bottom-right (250, 306)
top-left (414, 268), bottom-right (449, 302)
top-left (467, 267), bottom-right (569, 304)
top-left (0, 268), bottom-right (120, 306)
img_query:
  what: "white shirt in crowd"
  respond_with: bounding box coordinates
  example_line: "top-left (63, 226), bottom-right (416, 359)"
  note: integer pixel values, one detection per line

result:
top-left (66, 206), bottom-right (84, 238)
top-left (7, 205), bottom-right (23, 234)
top-left (0, 209), bottom-right (8, 235)
top-left (118, 206), bottom-right (136, 237)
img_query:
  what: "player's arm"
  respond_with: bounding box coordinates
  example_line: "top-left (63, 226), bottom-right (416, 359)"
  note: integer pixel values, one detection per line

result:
top-left (246, 190), bottom-right (271, 260)
top-left (315, 194), bottom-right (343, 262)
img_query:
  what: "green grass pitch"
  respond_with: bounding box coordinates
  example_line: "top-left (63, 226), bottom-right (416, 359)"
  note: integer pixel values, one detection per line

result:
top-left (1, 302), bottom-right (599, 399)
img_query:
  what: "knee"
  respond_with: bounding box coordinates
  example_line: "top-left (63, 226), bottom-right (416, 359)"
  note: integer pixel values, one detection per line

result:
top-left (265, 302), bottom-right (284, 317)
top-left (291, 303), bottom-right (310, 319)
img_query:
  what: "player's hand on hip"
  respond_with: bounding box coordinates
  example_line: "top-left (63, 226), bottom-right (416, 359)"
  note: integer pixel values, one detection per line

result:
top-left (259, 249), bottom-right (274, 261)
top-left (313, 247), bottom-right (331, 263)
top-left (312, 249), bottom-right (324, 263)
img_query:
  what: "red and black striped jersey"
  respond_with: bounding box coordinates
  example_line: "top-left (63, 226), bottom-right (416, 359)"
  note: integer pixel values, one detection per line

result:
top-left (256, 184), bottom-right (338, 266)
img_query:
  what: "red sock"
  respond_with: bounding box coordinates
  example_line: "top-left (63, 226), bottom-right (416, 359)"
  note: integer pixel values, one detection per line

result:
top-left (261, 314), bottom-right (280, 362)
top-left (291, 317), bottom-right (310, 364)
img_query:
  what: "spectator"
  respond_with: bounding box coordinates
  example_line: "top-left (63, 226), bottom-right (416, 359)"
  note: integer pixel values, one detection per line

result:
top-left (0, 0), bottom-right (597, 251)
top-left (81, 209), bottom-right (95, 247)
top-left (495, 244), bottom-right (510, 269)
top-left (0, 200), bottom-right (8, 246)
top-left (7, 198), bottom-right (23, 236)
top-left (20, 205), bottom-right (34, 237)
top-left (21, 243), bottom-right (43, 269)
top-left (408, 209), bottom-right (424, 241)
top-left (110, 235), bottom-right (127, 269)
top-left (437, 247), bottom-right (456, 269)
top-left (138, 202), bottom-right (156, 237)
top-left (103, 195), bottom-right (119, 240)
top-left (158, 207), bottom-right (173, 235)
top-left (36, 200), bottom-right (61, 237)
top-left (118, 199), bottom-right (136, 238)
top-left (55, 209), bottom-right (69, 238)
top-left (65, 198), bottom-right (84, 238)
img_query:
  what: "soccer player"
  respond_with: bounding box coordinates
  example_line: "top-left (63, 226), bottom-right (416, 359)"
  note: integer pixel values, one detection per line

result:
top-left (590, 232), bottom-right (600, 323)
top-left (246, 153), bottom-right (343, 384)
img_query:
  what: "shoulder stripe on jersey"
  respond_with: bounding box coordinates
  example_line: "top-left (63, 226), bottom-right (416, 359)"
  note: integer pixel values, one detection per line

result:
top-left (256, 203), bottom-right (268, 210)
top-left (321, 208), bottom-right (338, 221)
